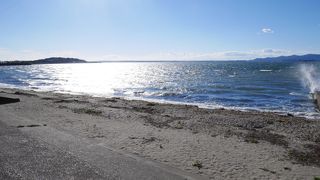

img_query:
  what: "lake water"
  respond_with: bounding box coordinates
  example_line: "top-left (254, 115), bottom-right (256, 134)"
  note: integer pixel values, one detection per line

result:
top-left (0, 61), bottom-right (319, 118)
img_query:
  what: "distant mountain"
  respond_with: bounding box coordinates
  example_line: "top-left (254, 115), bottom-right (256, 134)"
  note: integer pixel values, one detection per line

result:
top-left (0, 57), bottom-right (86, 66)
top-left (253, 54), bottom-right (320, 62)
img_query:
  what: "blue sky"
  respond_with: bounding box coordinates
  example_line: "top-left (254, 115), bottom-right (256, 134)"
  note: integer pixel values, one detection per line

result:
top-left (0, 0), bottom-right (320, 61)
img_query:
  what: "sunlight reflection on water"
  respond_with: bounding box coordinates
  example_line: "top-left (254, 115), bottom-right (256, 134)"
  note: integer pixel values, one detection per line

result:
top-left (0, 61), bottom-right (320, 118)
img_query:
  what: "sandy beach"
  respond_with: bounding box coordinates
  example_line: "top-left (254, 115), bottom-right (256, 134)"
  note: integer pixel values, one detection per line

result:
top-left (1, 88), bottom-right (320, 179)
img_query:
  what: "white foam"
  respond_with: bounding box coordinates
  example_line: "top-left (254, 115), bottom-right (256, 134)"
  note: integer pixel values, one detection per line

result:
top-left (289, 92), bottom-right (306, 97)
top-left (1, 85), bottom-right (319, 119)
top-left (299, 64), bottom-right (320, 93)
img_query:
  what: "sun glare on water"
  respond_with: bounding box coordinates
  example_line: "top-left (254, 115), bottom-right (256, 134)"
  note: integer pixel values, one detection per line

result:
top-left (50, 63), bottom-right (158, 97)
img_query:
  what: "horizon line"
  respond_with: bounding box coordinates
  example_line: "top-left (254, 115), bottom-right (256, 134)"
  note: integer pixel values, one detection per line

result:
top-left (1, 53), bottom-right (320, 62)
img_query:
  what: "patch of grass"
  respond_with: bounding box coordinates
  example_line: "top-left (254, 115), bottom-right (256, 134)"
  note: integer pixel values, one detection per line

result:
top-left (314, 177), bottom-right (320, 180)
top-left (244, 137), bottom-right (259, 144)
top-left (174, 121), bottom-right (183, 129)
top-left (192, 130), bottom-right (199, 134)
top-left (132, 106), bottom-right (155, 114)
top-left (244, 131), bottom-right (288, 147)
top-left (283, 167), bottom-right (291, 171)
top-left (142, 137), bottom-right (158, 144)
top-left (57, 105), bottom-right (68, 109)
top-left (142, 116), bottom-right (172, 128)
top-left (266, 120), bottom-right (274, 125)
top-left (192, 160), bottom-right (203, 169)
top-left (223, 129), bottom-right (236, 138)
top-left (146, 102), bottom-right (156, 106)
top-left (73, 108), bottom-right (103, 116)
top-left (288, 144), bottom-right (320, 167)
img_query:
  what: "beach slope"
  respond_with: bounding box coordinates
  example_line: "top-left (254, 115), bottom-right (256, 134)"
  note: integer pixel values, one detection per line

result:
top-left (0, 88), bottom-right (320, 179)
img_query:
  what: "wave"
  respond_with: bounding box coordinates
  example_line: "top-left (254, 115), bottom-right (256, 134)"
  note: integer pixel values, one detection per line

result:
top-left (124, 95), bottom-right (320, 119)
top-left (299, 64), bottom-right (320, 93)
top-left (259, 69), bottom-right (273, 72)
top-left (1, 62), bottom-right (319, 119)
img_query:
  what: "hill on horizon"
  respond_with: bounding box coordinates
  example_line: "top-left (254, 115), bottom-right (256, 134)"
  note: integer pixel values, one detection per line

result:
top-left (253, 54), bottom-right (320, 62)
top-left (0, 57), bottom-right (86, 66)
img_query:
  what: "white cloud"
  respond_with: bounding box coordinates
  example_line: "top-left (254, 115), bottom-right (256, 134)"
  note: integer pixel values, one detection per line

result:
top-left (99, 49), bottom-right (292, 61)
top-left (261, 28), bottom-right (274, 34)
top-left (262, 49), bottom-right (284, 54)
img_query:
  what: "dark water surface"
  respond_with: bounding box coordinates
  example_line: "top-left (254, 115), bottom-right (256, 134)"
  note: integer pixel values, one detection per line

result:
top-left (0, 61), bottom-right (319, 118)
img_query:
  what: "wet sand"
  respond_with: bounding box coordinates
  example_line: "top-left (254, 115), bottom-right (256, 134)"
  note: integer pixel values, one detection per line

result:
top-left (0, 88), bottom-right (320, 179)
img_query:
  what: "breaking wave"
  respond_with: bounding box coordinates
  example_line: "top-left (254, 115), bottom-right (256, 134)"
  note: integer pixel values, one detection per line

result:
top-left (299, 64), bottom-right (320, 93)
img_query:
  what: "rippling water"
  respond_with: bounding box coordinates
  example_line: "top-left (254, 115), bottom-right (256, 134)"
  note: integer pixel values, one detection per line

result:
top-left (0, 61), bottom-right (319, 118)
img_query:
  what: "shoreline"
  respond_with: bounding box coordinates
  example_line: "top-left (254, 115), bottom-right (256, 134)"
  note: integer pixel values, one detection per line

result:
top-left (1, 87), bottom-right (320, 179)
top-left (1, 85), bottom-right (319, 119)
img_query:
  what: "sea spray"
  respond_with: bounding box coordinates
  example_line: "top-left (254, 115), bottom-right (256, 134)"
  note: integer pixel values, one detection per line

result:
top-left (299, 64), bottom-right (320, 93)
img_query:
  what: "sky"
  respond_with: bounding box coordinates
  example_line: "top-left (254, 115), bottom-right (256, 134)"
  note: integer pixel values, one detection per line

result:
top-left (0, 0), bottom-right (320, 61)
